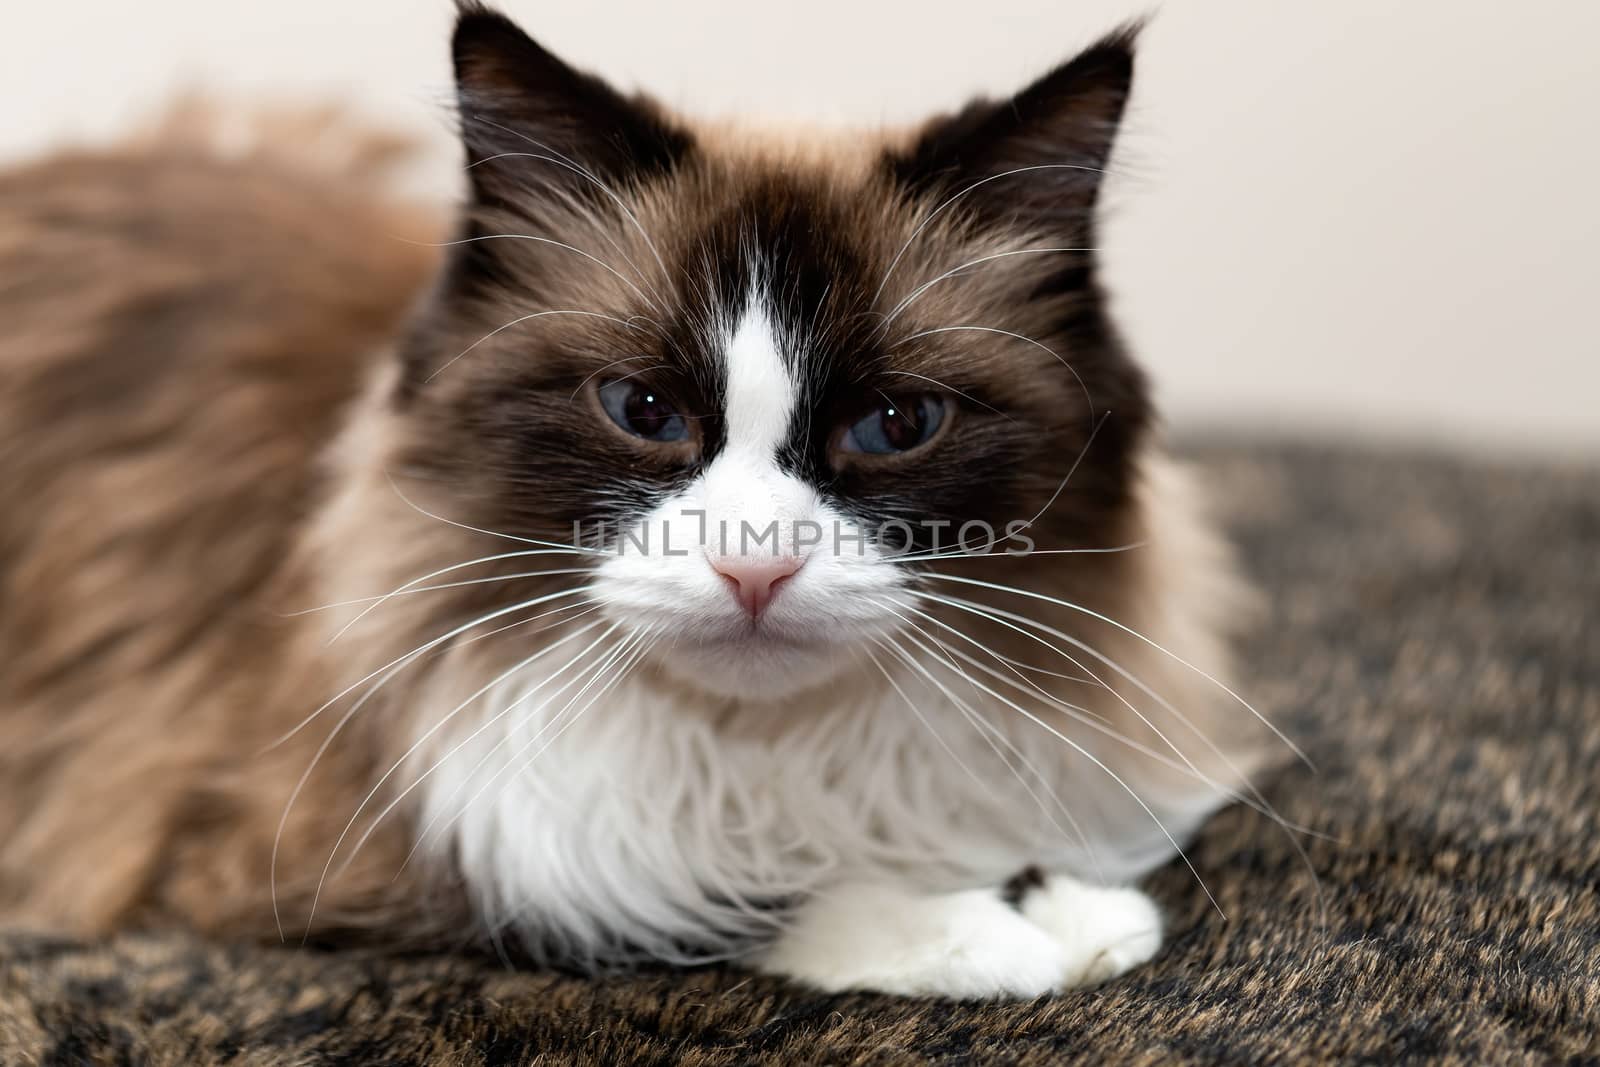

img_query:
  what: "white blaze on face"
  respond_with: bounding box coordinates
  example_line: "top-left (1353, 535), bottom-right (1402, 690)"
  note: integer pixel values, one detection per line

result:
top-left (720, 303), bottom-right (795, 459)
top-left (698, 303), bottom-right (815, 549)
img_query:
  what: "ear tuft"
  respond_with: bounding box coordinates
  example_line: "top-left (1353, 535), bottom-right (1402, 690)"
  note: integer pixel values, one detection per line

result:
top-left (890, 22), bottom-right (1142, 239)
top-left (450, 4), bottom-right (690, 205)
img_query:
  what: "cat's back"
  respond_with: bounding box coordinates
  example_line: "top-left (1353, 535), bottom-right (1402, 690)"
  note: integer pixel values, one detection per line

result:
top-left (0, 118), bottom-right (445, 933)
top-left (0, 113), bottom-right (443, 692)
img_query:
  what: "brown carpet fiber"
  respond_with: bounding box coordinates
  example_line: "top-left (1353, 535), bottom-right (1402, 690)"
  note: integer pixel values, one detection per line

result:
top-left (2, 443), bottom-right (1597, 1065)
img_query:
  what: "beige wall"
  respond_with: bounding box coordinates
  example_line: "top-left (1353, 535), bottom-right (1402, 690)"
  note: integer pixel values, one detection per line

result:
top-left (4, 1), bottom-right (1595, 456)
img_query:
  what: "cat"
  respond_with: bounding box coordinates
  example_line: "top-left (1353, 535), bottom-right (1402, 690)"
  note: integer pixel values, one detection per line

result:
top-left (0, 2), bottom-right (1271, 997)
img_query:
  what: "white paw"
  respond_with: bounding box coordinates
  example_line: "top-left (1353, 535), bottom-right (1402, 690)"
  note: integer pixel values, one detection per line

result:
top-left (757, 883), bottom-right (1068, 999)
top-left (1019, 875), bottom-right (1163, 987)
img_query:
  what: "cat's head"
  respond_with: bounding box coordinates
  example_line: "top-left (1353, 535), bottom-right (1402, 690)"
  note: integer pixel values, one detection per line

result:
top-left (377, 3), bottom-right (1151, 701)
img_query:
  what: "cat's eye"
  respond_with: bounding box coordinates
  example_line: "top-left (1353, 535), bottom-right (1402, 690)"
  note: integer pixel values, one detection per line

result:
top-left (598, 379), bottom-right (690, 443)
top-left (838, 394), bottom-right (949, 456)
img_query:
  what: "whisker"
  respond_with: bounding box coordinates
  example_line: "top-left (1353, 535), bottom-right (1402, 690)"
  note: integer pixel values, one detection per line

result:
top-left (269, 597), bottom-right (601, 939)
top-left (571, 354), bottom-right (663, 400)
top-left (395, 628), bottom-right (650, 873)
top-left (328, 567), bottom-right (593, 607)
top-left (383, 472), bottom-right (605, 555)
top-left (871, 162), bottom-right (1109, 307)
top-left (264, 585), bottom-right (598, 752)
top-left (872, 630), bottom-right (1099, 871)
top-left (915, 592), bottom-right (1248, 787)
top-left (875, 541), bottom-right (1145, 566)
top-left (922, 574), bottom-right (1313, 769)
top-left (503, 627), bottom-right (655, 780)
top-left (404, 232), bottom-right (658, 313)
top-left (875, 599), bottom-right (1100, 851)
top-left (325, 565), bottom-right (586, 637)
top-left (408, 626), bottom-right (656, 867)
top-left (427, 309), bottom-right (650, 382)
top-left (891, 613), bottom-right (1224, 916)
top-left (1016, 410), bottom-right (1110, 549)
top-left (466, 116), bottom-right (673, 286)
top-left (880, 369), bottom-right (1014, 421)
top-left (886, 596), bottom-right (1107, 712)
top-left (318, 621), bottom-right (625, 904)
top-left (889, 325), bottom-right (1093, 415)
top-left (862, 643), bottom-right (1000, 806)
top-left (913, 589), bottom-right (1330, 933)
top-left (282, 548), bottom-right (586, 619)
top-left (900, 595), bottom-right (1241, 798)
top-left (900, 600), bottom-right (1292, 824)
top-left (915, 591), bottom-right (1333, 844)
top-left (880, 246), bottom-right (1093, 331)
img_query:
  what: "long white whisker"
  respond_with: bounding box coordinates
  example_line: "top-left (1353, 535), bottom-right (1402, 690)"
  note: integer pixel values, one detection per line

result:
top-left (269, 597), bottom-right (600, 939)
top-left (412, 628), bottom-right (655, 863)
top-left (502, 629), bottom-right (654, 781)
top-left (890, 325), bottom-right (1093, 414)
top-left (924, 575), bottom-right (1313, 768)
top-left (283, 549), bottom-right (586, 619)
top-left (862, 643), bottom-right (999, 806)
top-left (322, 567), bottom-right (595, 645)
top-left (917, 591), bottom-right (1249, 786)
top-left (898, 596), bottom-right (1242, 802)
top-left (879, 369), bottom-right (1014, 421)
top-left (466, 118), bottom-right (672, 284)
top-left (895, 616), bottom-right (1223, 916)
top-left (918, 590), bottom-right (1330, 931)
top-left (325, 567), bottom-right (593, 609)
top-left (427, 310), bottom-right (649, 382)
top-left (901, 601), bottom-right (1286, 822)
top-left (265, 585), bottom-right (597, 752)
top-left (873, 629), bottom-right (1098, 868)
top-left (405, 233), bottom-right (658, 313)
top-left (916, 592), bottom-right (1333, 843)
top-left (876, 540), bottom-right (1144, 566)
top-left (872, 163), bottom-right (1108, 307)
top-left (880, 247), bottom-right (1093, 330)
top-left (321, 621), bottom-right (623, 899)
top-left (304, 623), bottom-right (628, 938)
top-left (876, 600), bottom-right (1097, 847)
top-left (383, 472), bottom-right (605, 555)
top-left (395, 628), bottom-right (649, 875)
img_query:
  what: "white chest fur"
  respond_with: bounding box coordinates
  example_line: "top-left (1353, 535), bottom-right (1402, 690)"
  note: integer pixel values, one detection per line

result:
top-left (417, 655), bottom-right (1197, 966)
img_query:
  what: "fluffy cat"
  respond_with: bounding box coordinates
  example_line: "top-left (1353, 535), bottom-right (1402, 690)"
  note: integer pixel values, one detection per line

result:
top-left (0, 3), bottom-right (1270, 997)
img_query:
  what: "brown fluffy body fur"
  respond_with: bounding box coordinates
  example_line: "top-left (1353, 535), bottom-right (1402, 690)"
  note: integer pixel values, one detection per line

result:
top-left (0, 115), bottom-right (454, 939)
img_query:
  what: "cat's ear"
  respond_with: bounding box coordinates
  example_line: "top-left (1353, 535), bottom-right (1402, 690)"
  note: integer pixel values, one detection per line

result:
top-left (889, 26), bottom-right (1139, 240)
top-left (450, 3), bottom-right (691, 208)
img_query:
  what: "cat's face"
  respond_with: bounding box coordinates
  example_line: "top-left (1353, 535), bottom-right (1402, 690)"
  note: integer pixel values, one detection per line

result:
top-left (384, 6), bottom-right (1150, 700)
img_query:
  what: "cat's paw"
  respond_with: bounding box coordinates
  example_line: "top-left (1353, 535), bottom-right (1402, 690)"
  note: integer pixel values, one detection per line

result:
top-left (757, 883), bottom-right (1068, 999)
top-left (1015, 873), bottom-right (1163, 986)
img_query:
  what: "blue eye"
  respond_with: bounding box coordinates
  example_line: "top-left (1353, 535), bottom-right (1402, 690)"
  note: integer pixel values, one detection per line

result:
top-left (598, 379), bottom-right (690, 442)
top-left (839, 394), bottom-right (948, 455)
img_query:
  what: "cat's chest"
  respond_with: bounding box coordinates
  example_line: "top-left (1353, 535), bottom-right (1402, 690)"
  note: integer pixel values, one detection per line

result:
top-left (413, 671), bottom-right (1079, 907)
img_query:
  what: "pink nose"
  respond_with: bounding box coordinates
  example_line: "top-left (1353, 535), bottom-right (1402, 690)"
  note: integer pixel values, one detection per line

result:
top-left (709, 555), bottom-right (803, 619)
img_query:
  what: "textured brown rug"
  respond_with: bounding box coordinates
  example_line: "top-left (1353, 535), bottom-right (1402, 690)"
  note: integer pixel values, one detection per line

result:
top-left (1, 443), bottom-right (1596, 1066)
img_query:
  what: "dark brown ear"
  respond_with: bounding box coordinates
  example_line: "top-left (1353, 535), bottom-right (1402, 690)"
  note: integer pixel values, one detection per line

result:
top-left (451, 3), bottom-right (691, 209)
top-left (888, 26), bottom-right (1139, 241)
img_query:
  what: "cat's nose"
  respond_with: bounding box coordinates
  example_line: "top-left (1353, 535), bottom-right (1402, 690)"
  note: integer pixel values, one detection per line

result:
top-left (709, 555), bottom-right (804, 619)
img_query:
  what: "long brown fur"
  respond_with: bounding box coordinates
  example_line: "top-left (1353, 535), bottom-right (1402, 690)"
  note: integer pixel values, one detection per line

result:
top-left (0, 111), bottom-right (453, 939)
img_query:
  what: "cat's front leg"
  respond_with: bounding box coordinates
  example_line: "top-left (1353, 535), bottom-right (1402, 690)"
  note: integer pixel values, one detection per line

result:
top-left (755, 873), bottom-right (1162, 998)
